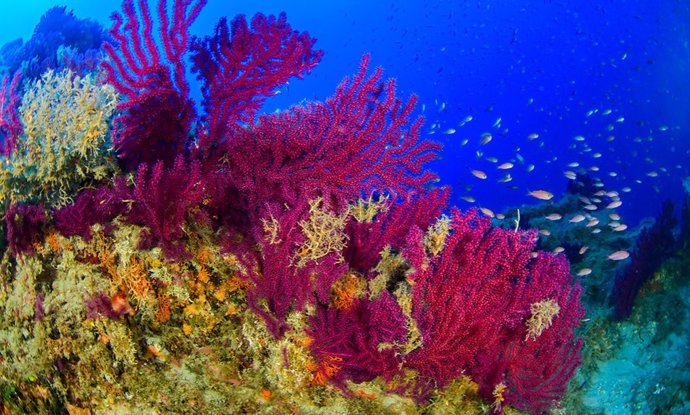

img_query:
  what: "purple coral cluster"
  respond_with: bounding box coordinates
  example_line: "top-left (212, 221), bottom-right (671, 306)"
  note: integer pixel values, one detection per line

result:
top-left (610, 200), bottom-right (678, 320)
top-left (1, 1), bottom-right (585, 413)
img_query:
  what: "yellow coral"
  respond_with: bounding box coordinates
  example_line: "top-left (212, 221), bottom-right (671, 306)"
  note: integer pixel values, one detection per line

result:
top-left (295, 197), bottom-right (350, 267)
top-left (424, 214), bottom-right (452, 256)
top-left (0, 69), bottom-right (119, 208)
top-left (525, 298), bottom-right (560, 340)
top-left (350, 194), bottom-right (389, 223)
top-left (491, 382), bottom-right (507, 412)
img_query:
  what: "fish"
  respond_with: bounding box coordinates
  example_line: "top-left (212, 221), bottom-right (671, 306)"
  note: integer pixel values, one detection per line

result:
top-left (480, 133), bottom-right (493, 145)
top-left (527, 133), bottom-right (539, 140)
top-left (485, 156), bottom-right (499, 163)
top-left (606, 200), bottom-right (622, 209)
top-left (613, 224), bottom-right (628, 232)
top-left (471, 169), bottom-right (487, 179)
top-left (579, 196), bottom-right (592, 204)
top-left (493, 117), bottom-right (502, 128)
top-left (443, 128), bottom-right (456, 135)
top-left (583, 204), bottom-right (598, 211)
top-left (497, 173), bottom-right (513, 183)
top-left (573, 135), bottom-right (586, 142)
top-left (526, 164), bottom-right (535, 172)
top-left (528, 190), bottom-right (553, 200)
top-left (569, 214), bottom-right (586, 223)
top-left (586, 218), bottom-right (599, 227)
top-left (496, 213), bottom-right (506, 220)
top-left (609, 213), bottom-right (621, 220)
top-left (460, 196), bottom-right (476, 203)
top-left (591, 228), bottom-right (602, 234)
top-left (460, 138), bottom-right (469, 146)
top-left (553, 247), bottom-right (565, 254)
top-left (608, 250), bottom-right (630, 261)
top-left (538, 229), bottom-right (551, 236)
top-left (579, 246), bottom-right (589, 255)
top-left (564, 171), bottom-right (577, 180)
top-left (545, 213), bottom-right (562, 221)
top-left (480, 207), bottom-right (495, 218)
top-left (576, 268), bottom-right (592, 276)
top-left (497, 162), bottom-right (514, 170)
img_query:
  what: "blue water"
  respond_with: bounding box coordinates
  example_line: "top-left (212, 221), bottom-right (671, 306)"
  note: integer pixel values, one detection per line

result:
top-left (3, 0), bottom-right (689, 225)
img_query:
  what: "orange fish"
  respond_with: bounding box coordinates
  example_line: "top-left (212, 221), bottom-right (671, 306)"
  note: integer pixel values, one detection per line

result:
top-left (606, 200), bottom-right (622, 209)
top-left (471, 169), bottom-right (487, 180)
top-left (586, 218), bottom-right (599, 227)
top-left (528, 190), bottom-right (553, 201)
top-left (569, 214), bottom-right (586, 223)
top-left (608, 250), bottom-right (630, 261)
top-left (576, 268), bottom-right (592, 276)
top-left (480, 207), bottom-right (495, 218)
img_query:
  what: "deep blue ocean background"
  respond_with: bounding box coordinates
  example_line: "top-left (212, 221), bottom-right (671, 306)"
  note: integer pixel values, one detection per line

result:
top-left (3, 0), bottom-right (689, 226)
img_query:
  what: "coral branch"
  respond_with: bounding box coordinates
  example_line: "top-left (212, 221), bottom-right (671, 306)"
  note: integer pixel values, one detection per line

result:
top-left (223, 55), bottom-right (441, 219)
top-left (102, 0), bottom-right (204, 169)
top-left (190, 13), bottom-right (323, 146)
top-left (402, 208), bottom-right (584, 413)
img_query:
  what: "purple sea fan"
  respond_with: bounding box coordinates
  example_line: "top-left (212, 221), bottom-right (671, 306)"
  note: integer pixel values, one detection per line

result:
top-left (238, 200), bottom-right (348, 338)
top-left (4, 202), bottom-right (47, 256)
top-left (0, 71), bottom-right (22, 156)
top-left (401, 208), bottom-right (584, 414)
top-left (53, 181), bottom-right (130, 240)
top-left (307, 293), bottom-right (408, 388)
top-left (610, 199), bottom-right (677, 320)
top-left (122, 156), bottom-right (204, 259)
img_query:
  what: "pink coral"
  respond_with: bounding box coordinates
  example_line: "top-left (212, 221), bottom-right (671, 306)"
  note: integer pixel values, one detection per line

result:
top-left (102, 0), bottom-right (205, 169)
top-left (402, 208), bottom-right (583, 413)
top-left (5, 203), bottom-right (47, 256)
top-left (190, 13), bottom-right (323, 149)
top-left (222, 54), bottom-right (441, 219)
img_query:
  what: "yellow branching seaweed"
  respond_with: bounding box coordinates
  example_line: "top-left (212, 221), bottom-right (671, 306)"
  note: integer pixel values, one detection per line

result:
top-left (424, 214), bottom-right (452, 256)
top-left (350, 194), bottom-right (389, 223)
top-left (295, 197), bottom-right (349, 267)
top-left (369, 246), bottom-right (409, 299)
top-left (0, 69), bottom-right (119, 208)
top-left (525, 298), bottom-right (560, 341)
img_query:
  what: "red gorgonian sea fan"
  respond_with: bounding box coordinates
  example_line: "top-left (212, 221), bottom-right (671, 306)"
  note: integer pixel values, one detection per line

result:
top-left (401, 208), bottom-right (584, 414)
top-left (102, 0), bottom-right (322, 170)
top-left (305, 208), bottom-right (583, 414)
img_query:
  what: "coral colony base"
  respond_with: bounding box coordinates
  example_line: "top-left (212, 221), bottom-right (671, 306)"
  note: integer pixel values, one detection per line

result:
top-left (0, 1), bottom-right (584, 414)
